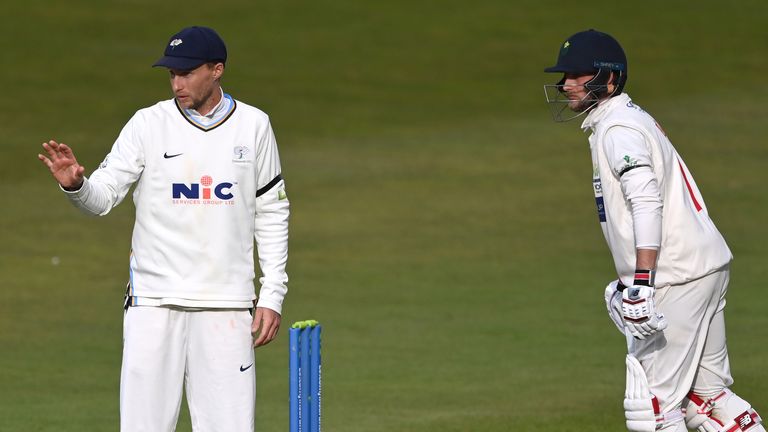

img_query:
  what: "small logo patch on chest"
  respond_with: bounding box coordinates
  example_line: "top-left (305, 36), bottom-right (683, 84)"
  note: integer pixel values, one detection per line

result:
top-left (233, 146), bottom-right (250, 160)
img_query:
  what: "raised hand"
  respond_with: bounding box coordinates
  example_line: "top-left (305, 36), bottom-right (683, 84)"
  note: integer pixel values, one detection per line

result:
top-left (38, 140), bottom-right (85, 190)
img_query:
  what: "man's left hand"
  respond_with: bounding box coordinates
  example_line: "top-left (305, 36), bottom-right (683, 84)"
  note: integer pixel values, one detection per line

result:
top-left (252, 307), bottom-right (281, 347)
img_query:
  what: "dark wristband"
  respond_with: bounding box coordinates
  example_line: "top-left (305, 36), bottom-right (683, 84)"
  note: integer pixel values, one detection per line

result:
top-left (633, 269), bottom-right (656, 286)
top-left (62, 181), bottom-right (84, 192)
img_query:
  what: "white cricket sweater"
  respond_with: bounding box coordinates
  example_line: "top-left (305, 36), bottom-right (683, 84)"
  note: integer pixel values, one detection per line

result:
top-left (63, 94), bottom-right (289, 312)
top-left (583, 93), bottom-right (731, 287)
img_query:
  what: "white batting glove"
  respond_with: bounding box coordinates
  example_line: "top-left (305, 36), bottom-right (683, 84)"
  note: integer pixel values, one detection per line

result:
top-left (622, 284), bottom-right (667, 340)
top-left (604, 280), bottom-right (625, 335)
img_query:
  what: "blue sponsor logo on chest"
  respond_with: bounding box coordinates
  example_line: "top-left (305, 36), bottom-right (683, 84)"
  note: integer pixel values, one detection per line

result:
top-left (593, 177), bottom-right (606, 222)
top-left (172, 175), bottom-right (235, 204)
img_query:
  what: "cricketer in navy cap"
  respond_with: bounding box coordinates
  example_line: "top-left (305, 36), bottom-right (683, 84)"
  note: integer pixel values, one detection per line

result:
top-left (153, 26), bottom-right (227, 71)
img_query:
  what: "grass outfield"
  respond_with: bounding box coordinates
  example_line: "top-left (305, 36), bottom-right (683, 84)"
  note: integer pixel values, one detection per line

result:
top-left (1, 1), bottom-right (767, 431)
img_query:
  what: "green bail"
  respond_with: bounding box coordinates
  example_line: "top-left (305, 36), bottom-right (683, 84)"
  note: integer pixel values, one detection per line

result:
top-left (291, 319), bottom-right (320, 329)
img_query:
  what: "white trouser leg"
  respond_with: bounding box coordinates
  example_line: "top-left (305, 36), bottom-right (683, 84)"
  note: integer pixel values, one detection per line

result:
top-left (120, 306), bottom-right (186, 432)
top-left (692, 288), bottom-right (733, 395)
top-left (631, 269), bottom-right (729, 412)
top-left (186, 309), bottom-right (255, 432)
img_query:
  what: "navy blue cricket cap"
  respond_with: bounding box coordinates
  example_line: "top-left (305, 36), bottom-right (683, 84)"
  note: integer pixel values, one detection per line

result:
top-left (544, 29), bottom-right (626, 75)
top-left (153, 26), bottom-right (227, 70)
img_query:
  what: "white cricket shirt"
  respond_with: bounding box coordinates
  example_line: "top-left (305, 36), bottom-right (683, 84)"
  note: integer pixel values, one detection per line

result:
top-left (64, 92), bottom-right (289, 312)
top-left (583, 93), bottom-right (731, 287)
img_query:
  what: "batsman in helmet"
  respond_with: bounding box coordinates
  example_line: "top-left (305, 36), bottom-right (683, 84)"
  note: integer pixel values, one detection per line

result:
top-left (544, 29), bottom-right (764, 432)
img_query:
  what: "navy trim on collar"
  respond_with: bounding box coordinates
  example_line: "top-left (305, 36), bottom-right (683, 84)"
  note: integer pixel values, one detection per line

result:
top-left (174, 94), bottom-right (237, 132)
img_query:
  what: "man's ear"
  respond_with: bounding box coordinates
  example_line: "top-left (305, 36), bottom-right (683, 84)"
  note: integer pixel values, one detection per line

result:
top-left (213, 62), bottom-right (225, 80)
top-left (607, 71), bottom-right (617, 93)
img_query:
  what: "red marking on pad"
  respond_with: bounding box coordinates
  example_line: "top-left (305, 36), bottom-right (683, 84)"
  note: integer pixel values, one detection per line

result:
top-left (651, 396), bottom-right (660, 415)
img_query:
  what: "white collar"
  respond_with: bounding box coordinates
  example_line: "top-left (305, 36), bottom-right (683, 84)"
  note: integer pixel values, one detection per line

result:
top-left (581, 93), bottom-right (632, 131)
top-left (187, 87), bottom-right (226, 118)
top-left (177, 88), bottom-right (236, 131)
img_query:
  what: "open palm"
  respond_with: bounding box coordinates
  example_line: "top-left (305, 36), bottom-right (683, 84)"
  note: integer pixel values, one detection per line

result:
top-left (38, 140), bottom-right (85, 190)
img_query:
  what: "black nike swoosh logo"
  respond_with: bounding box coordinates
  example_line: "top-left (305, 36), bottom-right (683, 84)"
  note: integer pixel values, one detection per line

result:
top-left (240, 363), bottom-right (253, 372)
top-left (164, 152), bottom-right (183, 159)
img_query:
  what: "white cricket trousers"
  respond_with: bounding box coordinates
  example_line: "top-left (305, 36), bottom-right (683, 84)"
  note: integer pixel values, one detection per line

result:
top-left (631, 267), bottom-right (733, 412)
top-left (120, 306), bottom-right (256, 432)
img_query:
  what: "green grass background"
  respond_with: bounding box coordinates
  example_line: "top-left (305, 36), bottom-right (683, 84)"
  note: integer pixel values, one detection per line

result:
top-left (1, 1), bottom-right (767, 431)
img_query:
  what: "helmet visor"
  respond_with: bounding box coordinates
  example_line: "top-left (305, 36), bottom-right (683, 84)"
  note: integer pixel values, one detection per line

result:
top-left (543, 80), bottom-right (600, 122)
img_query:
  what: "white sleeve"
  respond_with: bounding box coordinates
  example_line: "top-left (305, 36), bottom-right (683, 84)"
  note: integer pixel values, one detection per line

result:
top-left (62, 114), bottom-right (145, 216)
top-left (253, 120), bottom-right (290, 314)
top-left (604, 126), bottom-right (662, 250)
top-left (620, 167), bottom-right (662, 250)
top-left (603, 126), bottom-right (653, 178)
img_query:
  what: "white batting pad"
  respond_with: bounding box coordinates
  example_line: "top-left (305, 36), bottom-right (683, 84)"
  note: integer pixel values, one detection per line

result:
top-left (684, 389), bottom-right (765, 432)
top-left (624, 355), bottom-right (685, 431)
top-left (624, 355), bottom-right (658, 432)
